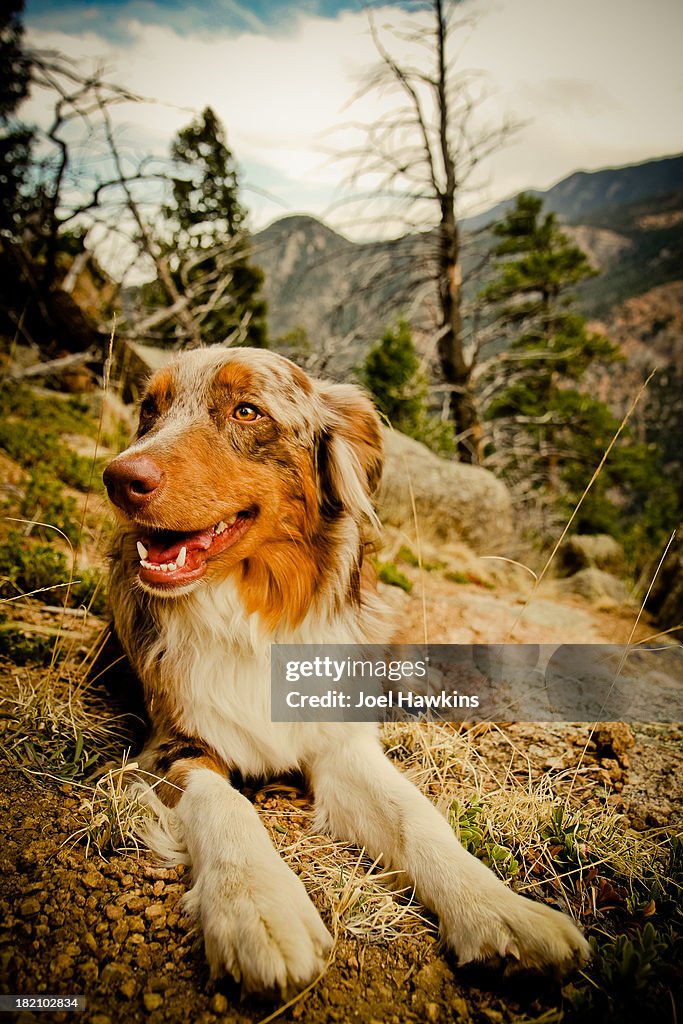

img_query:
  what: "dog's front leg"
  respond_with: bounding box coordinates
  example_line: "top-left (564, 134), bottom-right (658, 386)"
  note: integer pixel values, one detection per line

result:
top-left (175, 765), bottom-right (332, 992)
top-left (311, 731), bottom-right (590, 974)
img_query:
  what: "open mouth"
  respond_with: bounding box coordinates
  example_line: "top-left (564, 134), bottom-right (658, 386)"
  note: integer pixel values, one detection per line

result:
top-left (136, 509), bottom-right (256, 590)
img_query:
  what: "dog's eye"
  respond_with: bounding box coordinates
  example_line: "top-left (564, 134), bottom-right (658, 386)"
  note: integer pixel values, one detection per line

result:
top-left (232, 404), bottom-right (261, 422)
top-left (138, 396), bottom-right (158, 434)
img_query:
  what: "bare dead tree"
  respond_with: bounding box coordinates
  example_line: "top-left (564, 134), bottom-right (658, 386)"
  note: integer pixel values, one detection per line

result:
top-left (337, 0), bottom-right (519, 462)
top-left (4, 48), bottom-right (265, 359)
top-left (1, 49), bottom-right (167, 357)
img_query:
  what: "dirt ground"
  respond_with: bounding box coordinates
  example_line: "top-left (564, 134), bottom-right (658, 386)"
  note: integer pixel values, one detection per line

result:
top-left (1, 573), bottom-right (681, 1024)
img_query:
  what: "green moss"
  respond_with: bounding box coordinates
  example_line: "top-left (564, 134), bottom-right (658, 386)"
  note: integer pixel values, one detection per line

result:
top-left (19, 469), bottom-right (81, 545)
top-left (0, 418), bottom-right (101, 492)
top-left (0, 383), bottom-right (98, 437)
top-left (375, 560), bottom-right (413, 593)
top-left (0, 624), bottom-right (57, 665)
top-left (397, 545), bottom-right (445, 571)
top-left (444, 569), bottom-right (495, 589)
top-left (0, 532), bottom-right (70, 600)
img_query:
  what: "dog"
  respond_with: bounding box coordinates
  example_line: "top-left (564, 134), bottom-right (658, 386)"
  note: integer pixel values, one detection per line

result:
top-left (103, 346), bottom-right (590, 993)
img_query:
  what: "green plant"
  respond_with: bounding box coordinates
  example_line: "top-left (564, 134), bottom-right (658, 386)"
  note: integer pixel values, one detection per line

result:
top-left (360, 321), bottom-right (456, 456)
top-left (0, 418), bottom-right (100, 491)
top-left (450, 800), bottom-right (519, 879)
top-left (19, 469), bottom-right (81, 544)
top-left (0, 530), bottom-right (70, 600)
top-left (0, 677), bottom-right (113, 783)
top-left (444, 569), bottom-right (495, 589)
top-left (541, 804), bottom-right (595, 871)
top-left (375, 560), bottom-right (413, 593)
top-left (397, 545), bottom-right (445, 571)
top-left (564, 923), bottom-right (681, 1022)
top-left (0, 383), bottom-right (98, 437)
top-left (70, 568), bottom-right (107, 617)
top-left (0, 623), bottom-right (56, 665)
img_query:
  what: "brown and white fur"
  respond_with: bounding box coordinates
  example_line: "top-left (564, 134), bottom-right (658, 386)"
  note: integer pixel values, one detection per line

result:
top-left (104, 346), bottom-right (589, 994)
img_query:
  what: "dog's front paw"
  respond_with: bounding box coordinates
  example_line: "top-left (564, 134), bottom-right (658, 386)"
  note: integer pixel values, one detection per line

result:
top-left (183, 857), bottom-right (333, 993)
top-left (447, 889), bottom-right (590, 975)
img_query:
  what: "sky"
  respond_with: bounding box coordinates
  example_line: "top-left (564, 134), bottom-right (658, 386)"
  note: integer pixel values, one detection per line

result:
top-left (22, 0), bottom-right (683, 241)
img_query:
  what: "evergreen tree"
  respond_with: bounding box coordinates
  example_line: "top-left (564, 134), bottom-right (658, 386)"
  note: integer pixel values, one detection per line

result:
top-left (480, 194), bottom-right (630, 532)
top-left (145, 107), bottom-right (267, 348)
top-left (361, 320), bottom-right (425, 429)
top-left (361, 321), bottom-right (455, 454)
top-left (166, 106), bottom-right (246, 249)
top-left (0, 0), bottom-right (34, 235)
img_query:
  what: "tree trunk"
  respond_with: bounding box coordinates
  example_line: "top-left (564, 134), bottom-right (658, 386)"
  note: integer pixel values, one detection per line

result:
top-left (434, 0), bottom-right (482, 464)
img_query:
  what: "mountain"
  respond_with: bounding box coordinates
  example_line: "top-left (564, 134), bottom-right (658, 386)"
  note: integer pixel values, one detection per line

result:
top-left (463, 152), bottom-right (683, 230)
top-left (253, 153), bottom-right (683, 369)
top-left (252, 216), bottom-right (436, 369)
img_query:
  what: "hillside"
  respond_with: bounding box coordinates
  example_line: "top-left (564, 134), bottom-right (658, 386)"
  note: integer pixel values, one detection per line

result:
top-left (253, 216), bottom-right (435, 370)
top-left (254, 153), bottom-right (683, 368)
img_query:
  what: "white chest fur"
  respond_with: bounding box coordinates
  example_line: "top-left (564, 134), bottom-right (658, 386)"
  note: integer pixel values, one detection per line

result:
top-left (148, 578), bottom-right (372, 776)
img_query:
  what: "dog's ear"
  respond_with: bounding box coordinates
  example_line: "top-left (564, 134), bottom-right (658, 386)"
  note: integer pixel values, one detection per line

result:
top-left (316, 383), bottom-right (383, 524)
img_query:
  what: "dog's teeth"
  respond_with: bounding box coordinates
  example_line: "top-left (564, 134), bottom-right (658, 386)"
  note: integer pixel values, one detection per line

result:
top-left (167, 562), bottom-right (177, 572)
top-left (226, 514), bottom-right (237, 525)
top-left (137, 541), bottom-right (148, 560)
top-left (176, 546), bottom-right (187, 568)
top-left (215, 520), bottom-right (227, 535)
top-left (159, 563), bottom-right (168, 572)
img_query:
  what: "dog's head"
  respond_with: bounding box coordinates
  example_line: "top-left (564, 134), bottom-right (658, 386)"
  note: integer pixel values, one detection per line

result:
top-left (104, 348), bottom-right (383, 617)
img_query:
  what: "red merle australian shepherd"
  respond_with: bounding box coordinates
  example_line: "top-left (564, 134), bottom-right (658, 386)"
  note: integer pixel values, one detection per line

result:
top-left (103, 346), bottom-right (589, 993)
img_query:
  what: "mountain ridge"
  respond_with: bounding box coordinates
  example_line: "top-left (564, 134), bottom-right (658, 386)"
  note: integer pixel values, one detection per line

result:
top-left (253, 153), bottom-right (683, 368)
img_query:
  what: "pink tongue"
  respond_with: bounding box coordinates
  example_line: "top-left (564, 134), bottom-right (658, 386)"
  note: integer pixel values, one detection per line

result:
top-left (145, 528), bottom-right (214, 564)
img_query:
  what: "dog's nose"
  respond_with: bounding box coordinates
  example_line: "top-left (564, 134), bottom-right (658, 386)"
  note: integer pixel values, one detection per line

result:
top-left (103, 455), bottom-right (164, 513)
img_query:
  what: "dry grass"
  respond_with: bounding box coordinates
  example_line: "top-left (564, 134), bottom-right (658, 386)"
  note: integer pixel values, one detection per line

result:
top-left (0, 651), bottom-right (131, 782)
top-left (55, 713), bottom-right (675, 952)
top-left (1, 367), bottom-right (681, 1023)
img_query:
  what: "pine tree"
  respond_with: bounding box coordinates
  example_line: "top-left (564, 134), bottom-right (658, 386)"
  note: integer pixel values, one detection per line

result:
top-left (361, 321), bottom-right (425, 429)
top-left (361, 321), bottom-right (455, 454)
top-left (480, 194), bottom-right (627, 532)
top-left (0, 0), bottom-right (34, 236)
top-left (145, 107), bottom-right (267, 348)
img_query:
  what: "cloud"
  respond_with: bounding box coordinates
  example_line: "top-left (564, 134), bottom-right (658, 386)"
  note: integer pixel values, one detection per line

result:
top-left (518, 79), bottom-right (619, 118)
top-left (23, 0), bottom-right (683, 239)
top-left (25, 0), bottom-right (357, 44)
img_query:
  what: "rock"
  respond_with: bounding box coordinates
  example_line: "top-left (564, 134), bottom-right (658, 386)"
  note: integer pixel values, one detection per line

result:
top-left (645, 526), bottom-right (683, 631)
top-left (594, 723), bottom-right (635, 766)
top-left (558, 534), bottom-right (625, 575)
top-left (210, 993), bottom-right (228, 1013)
top-left (82, 870), bottom-right (103, 890)
top-left (555, 568), bottom-right (630, 605)
top-left (19, 897), bottom-right (40, 917)
top-left (120, 979), bottom-right (137, 999)
top-left (377, 429), bottom-right (512, 553)
top-left (143, 992), bottom-right (163, 1011)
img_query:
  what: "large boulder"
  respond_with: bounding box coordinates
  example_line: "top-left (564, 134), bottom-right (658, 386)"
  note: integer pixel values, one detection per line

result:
top-left (645, 527), bottom-right (683, 630)
top-left (377, 429), bottom-right (512, 553)
top-left (554, 567), bottom-right (631, 606)
top-left (558, 534), bottom-right (625, 576)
